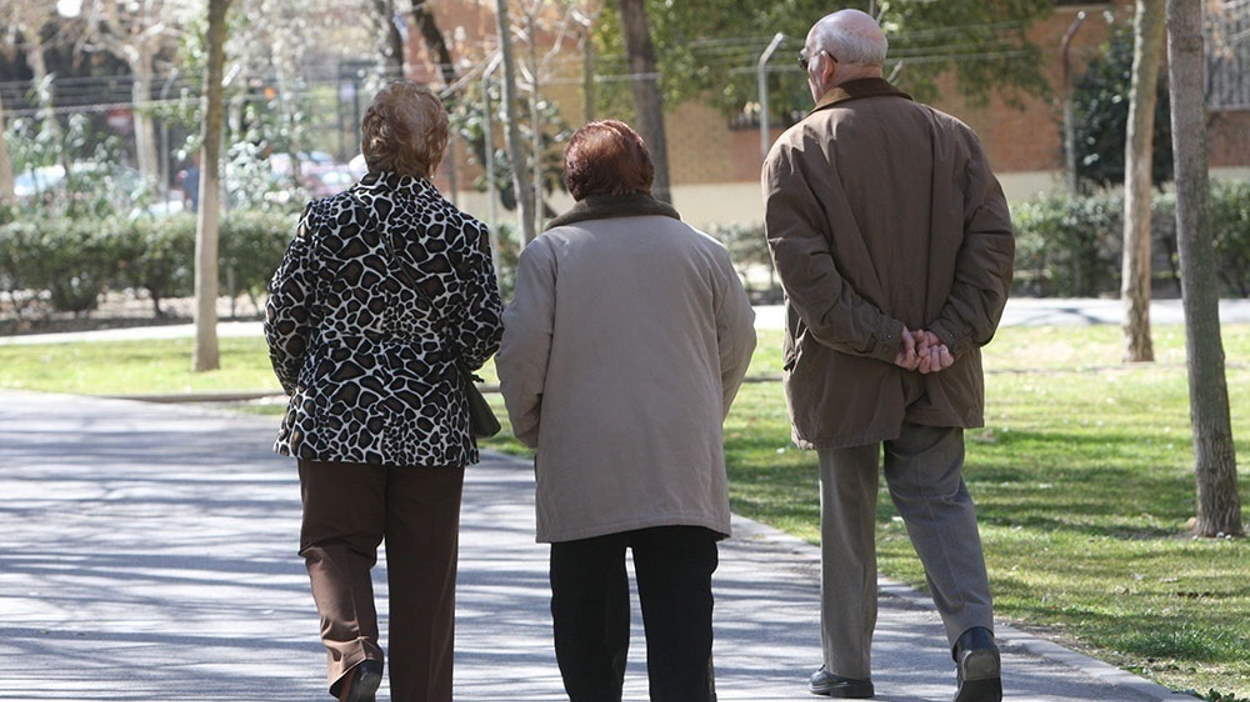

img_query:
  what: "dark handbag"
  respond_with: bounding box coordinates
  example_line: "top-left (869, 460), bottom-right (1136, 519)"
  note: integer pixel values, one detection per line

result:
top-left (460, 365), bottom-right (501, 438)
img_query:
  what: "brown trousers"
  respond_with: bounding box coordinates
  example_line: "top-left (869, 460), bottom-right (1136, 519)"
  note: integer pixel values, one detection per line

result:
top-left (298, 459), bottom-right (465, 702)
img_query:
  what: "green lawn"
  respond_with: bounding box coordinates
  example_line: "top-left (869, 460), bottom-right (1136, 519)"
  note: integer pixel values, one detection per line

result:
top-left (1, 324), bottom-right (1247, 697)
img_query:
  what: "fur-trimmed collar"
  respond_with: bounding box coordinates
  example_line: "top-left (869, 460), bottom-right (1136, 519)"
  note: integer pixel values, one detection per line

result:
top-left (546, 192), bottom-right (681, 230)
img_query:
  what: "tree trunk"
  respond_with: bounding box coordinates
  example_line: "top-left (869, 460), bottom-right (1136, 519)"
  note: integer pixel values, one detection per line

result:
top-left (527, 13), bottom-right (544, 235)
top-left (372, 0), bottom-right (405, 79)
top-left (412, 1), bottom-right (456, 86)
top-left (22, 30), bottom-right (65, 161)
top-left (494, 0), bottom-right (536, 243)
top-left (583, 30), bottom-right (596, 123)
top-left (1121, 0), bottom-right (1166, 362)
top-left (131, 52), bottom-right (161, 187)
top-left (1166, 0), bottom-right (1243, 537)
top-left (194, 0), bottom-right (233, 372)
top-left (410, 2), bottom-right (458, 203)
top-left (618, 0), bottom-right (671, 204)
top-left (0, 90), bottom-right (15, 205)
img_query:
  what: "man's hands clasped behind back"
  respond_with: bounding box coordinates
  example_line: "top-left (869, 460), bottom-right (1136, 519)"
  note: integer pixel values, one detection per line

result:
top-left (894, 327), bottom-right (955, 374)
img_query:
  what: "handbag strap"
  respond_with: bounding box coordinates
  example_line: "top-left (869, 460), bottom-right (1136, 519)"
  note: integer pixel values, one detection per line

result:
top-left (350, 190), bottom-right (480, 383)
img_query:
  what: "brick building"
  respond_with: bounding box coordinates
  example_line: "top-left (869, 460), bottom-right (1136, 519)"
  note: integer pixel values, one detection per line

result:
top-left (411, 1), bottom-right (1250, 230)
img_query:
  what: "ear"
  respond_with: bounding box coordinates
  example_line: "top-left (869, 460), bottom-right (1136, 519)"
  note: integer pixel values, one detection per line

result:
top-left (819, 55), bottom-right (837, 85)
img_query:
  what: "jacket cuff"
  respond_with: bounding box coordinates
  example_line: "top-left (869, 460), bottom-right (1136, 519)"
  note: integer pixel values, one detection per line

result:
top-left (928, 320), bottom-right (974, 358)
top-left (869, 317), bottom-right (907, 364)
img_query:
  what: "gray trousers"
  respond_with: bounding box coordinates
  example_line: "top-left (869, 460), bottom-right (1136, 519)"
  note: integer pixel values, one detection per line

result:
top-left (818, 422), bottom-right (993, 680)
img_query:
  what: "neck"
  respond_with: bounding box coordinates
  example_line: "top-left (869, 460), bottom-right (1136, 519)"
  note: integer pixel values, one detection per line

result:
top-left (832, 66), bottom-right (884, 88)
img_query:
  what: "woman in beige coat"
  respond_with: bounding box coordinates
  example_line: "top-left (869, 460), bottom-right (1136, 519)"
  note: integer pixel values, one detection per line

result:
top-left (496, 120), bottom-right (756, 702)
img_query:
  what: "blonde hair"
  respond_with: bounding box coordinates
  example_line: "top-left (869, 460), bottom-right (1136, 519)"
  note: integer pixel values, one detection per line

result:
top-left (361, 81), bottom-right (449, 178)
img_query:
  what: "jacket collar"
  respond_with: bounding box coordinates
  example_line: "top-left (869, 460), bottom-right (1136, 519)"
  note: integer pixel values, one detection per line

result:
top-left (353, 170), bottom-right (439, 200)
top-left (546, 192), bottom-right (681, 230)
top-left (809, 77), bottom-right (912, 115)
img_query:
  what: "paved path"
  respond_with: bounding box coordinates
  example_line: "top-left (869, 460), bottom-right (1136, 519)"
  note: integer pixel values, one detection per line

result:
top-left (0, 391), bottom-right (1197, 701)
top-left (4, 299), bottom-right (1249, 345)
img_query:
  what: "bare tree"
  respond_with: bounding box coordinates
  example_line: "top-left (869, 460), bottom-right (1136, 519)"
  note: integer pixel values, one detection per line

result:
top-left (2, 2), bottom-right (65, 146)
top-left (617, 0), bottom-right (670, 204)
top-left (194, 0), bottom-right (233, 372)
top-left (82, 0), bottom-right (178, 187)
top-left (516, 1), bottom-right (577, 235)
top-left (494, 0), bottom-right (537, 243)
top-left (1121, 0), bottom-right (1166, 362)
top-left (1166, 0), bottom-right (1243, 537)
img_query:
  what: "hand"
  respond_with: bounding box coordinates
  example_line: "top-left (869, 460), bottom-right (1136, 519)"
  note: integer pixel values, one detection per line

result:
top-left (894, 326), bottom-right (922, 371)
top-left (915, 330), bottom-right (955, 374)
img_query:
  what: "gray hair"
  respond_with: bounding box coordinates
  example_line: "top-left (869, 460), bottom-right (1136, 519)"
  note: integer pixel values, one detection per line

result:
top-left (811, 9), bottom-right (888, 66)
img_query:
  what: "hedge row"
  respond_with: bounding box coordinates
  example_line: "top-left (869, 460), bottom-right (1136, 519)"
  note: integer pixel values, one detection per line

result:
top-left (0, 210), bottom-right (298, 316)
top-left (1012, 181), bottom-right (1250, 298)
top-left (2, 182), bottom-right (1247, 318)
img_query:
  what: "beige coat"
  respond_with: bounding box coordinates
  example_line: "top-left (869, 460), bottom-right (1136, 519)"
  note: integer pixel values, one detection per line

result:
top-left (497, 203), bottom-right (756, 543)
top-left (762, 78), bottom-right (1014, 449)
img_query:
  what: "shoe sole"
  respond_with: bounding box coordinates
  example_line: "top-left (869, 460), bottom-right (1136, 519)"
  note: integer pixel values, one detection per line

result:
top-left (955, 677), bottom-right (1002, 702)
top-left (810, 680), bottom-right (874, 698)
top-left (342, 665), bottom-right (382, 702)
top-left (955, 648), bottom-right (1001, 702)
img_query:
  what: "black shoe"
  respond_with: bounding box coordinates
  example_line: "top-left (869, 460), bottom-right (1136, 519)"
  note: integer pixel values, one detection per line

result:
top-left (953, 627), bottom-right (1002, 702)
top-left (337, 659), bottom-right (382, 702)
top-left (809, 665), bottom-right (874, 698)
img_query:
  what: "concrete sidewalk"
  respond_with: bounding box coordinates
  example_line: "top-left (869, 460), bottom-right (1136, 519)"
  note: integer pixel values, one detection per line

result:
top-left (3, 298), bottom-right (1249, 345)
top-left (0, 390), bottom-right (1197, 701)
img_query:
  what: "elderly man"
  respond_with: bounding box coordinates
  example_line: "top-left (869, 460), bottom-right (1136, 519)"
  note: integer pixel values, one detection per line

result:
top-left (762, 9), bottom-right (1013, 702)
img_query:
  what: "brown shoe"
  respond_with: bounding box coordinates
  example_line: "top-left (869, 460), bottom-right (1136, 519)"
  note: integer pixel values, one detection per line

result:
top-left (337, 660), bottom-right (382, 702)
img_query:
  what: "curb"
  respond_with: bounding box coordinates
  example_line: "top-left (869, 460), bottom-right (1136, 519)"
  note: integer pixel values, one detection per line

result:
top-left (726, 511), bottom-right (1201, 702)
top-left (102, 390), bottom-right (286, 403)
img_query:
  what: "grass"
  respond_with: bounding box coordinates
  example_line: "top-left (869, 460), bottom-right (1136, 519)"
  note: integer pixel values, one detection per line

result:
top-left (2, 324), bottom-right (1248, 696)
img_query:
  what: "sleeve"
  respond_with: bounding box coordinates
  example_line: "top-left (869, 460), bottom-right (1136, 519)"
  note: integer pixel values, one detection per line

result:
top-left (713, 247), bottom-right (757, 419)
top-left (452, 219), bottom-right (504, 371)
top-left (762, 141), bottom-right (906, 364)
top-left (264, 204), bottom-right (320, 396)
top-left (495, 238), bottom-right (556, 449)
top-left (925, 134), bottom-right (1015, 357)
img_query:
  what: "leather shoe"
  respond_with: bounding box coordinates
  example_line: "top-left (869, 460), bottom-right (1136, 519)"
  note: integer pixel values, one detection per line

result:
top-left (337, 659), bottom-right (383, 702)
top-left (952, 627), bottom-right (1001, 702)
top-left (809, 665), bottom-right (874, 698)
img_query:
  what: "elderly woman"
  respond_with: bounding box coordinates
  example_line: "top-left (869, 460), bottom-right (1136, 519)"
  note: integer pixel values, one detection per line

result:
top-left (265, 80), bottom-right (503, 702)
top-left (497, 120), bottom-right (757, 702)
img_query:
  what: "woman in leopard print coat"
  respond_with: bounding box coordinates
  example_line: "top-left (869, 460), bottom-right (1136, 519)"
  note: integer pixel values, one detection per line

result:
top-left (264, 81), bottom-right (502, 702)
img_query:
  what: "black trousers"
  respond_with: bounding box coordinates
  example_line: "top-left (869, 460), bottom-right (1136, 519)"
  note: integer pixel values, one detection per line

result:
top-left (549, 525), bottom-right (719, 702)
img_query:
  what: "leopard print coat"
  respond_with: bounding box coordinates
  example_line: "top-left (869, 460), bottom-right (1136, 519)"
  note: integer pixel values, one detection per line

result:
top-left (264, 171), bottom-right (503, 468)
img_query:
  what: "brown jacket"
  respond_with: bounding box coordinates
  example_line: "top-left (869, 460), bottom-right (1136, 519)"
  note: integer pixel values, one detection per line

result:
top-left (762, 78), bottom-right (1014, 449)
top-left (496, 197), bottom-right (757, 543)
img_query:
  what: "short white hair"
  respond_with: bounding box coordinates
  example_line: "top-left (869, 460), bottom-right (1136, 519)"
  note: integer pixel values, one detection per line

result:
top-left (810, 10), bottom-right (888, 66)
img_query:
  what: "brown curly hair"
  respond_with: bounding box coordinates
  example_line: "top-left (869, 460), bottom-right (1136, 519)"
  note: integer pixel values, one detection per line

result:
top-left (361, 81), bottom-right (449, 178)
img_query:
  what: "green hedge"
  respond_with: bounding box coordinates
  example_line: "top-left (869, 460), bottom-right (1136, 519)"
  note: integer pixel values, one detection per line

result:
top-left (0, 210), bottom-right (298, 316)
top-left (1012, 181), bottom-right (1250, 298)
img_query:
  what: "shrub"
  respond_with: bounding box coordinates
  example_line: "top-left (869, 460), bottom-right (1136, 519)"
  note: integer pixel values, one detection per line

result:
top-left (1211, 180), bottom-right (1250, 297)
top-left (219, 210), bottom-right (299, 306)
top-left (706, 222), bottom-right (781, 302)
top-left (0, 217), bottom-right (120, 314)
top-left (1011, 183), bottom-right (1250, 299)
top-left (1011, 191), bottom-right (1124, 297)
top-left (114, 214), bottom-right (197, 317)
